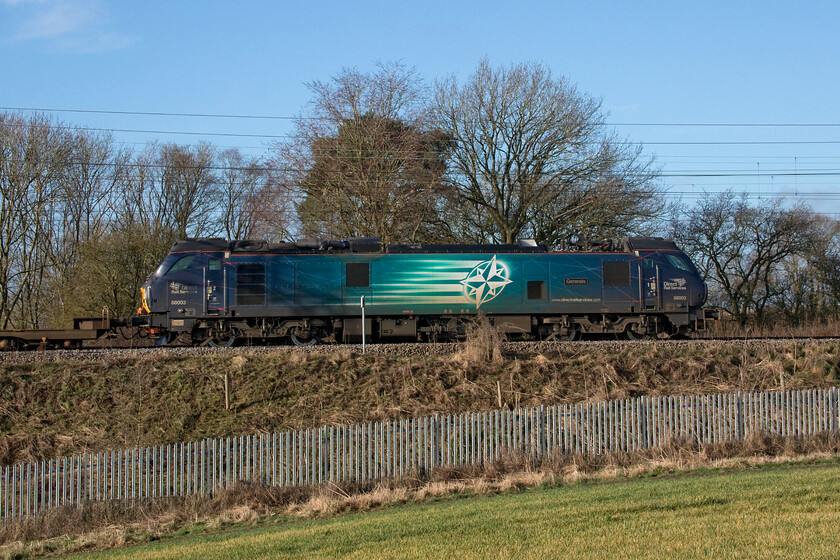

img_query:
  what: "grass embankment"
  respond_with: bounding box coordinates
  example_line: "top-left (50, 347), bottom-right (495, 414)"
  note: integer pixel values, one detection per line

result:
top-left (3, 337), bottom-right (840, 557)
top-left (2, 340), bottom-right (840, 466)
top-left (53, 458), bottom-right (840, 559)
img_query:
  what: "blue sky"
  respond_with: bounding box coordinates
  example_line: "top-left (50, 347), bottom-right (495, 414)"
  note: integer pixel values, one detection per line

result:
top-left (2, 0), bottom-right (839, 215)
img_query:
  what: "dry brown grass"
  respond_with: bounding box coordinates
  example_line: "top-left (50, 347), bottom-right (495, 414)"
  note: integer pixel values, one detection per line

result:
top-left (2, 340), bottom-right (840, 466)
top-left (453, 313), bottom-right (506, 366)
top-left (4, 431), bottom-right (840, 559)
top-left (703, 318), bottom-right (840, 339)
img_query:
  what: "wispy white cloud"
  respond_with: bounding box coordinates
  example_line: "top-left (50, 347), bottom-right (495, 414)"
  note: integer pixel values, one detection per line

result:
top-left (53, 30), bottom-right (134, 53)
top-left (1, 0), bottom-right (50, 6)
top-left (3, 0), bottom-right (134, 53)
top-left (17, 1), bottom-right (95, 39)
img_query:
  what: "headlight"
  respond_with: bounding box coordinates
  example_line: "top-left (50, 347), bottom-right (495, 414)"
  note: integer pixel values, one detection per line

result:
top-left (140, 287), bottom-right (151, 313)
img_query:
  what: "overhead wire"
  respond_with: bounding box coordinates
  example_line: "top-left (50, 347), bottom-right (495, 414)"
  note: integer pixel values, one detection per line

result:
top-left (4, 155), bottom-right (840, 180)
top-left (2, 105), bottom-right (839, 212)
top-left (23, 123), bottom-right (840, 146)
top-left (5, 106), bottom-right (840, 128)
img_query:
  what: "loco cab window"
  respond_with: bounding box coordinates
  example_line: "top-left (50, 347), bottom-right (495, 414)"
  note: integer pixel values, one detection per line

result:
top-left (164, 255), bottom-right (195, 275)
top-left (665, 254), bottom-right (690, 272)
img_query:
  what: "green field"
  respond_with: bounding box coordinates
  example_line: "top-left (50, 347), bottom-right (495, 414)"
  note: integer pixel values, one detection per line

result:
top-left (68, 462), bottom-right (840, 559)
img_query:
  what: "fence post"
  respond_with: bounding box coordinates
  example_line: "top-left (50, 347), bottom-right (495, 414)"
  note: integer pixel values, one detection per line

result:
top-left (434, 414), bottom-right (441, 470)
top-left (818, 389), bottom-right (823, 434)
top-left (821, 389), bottom-right (827, 433)
top-left (279, 433), bottom-right (285, 487)
top-left (3, 464), bottom-right (8, 521)
top-left (424, 416), bottom-right (430, 475)
top-left (107, 452), bottom-right (112, 501)
top-left (42, 460), bottom-right (48, 517)
top-left (361, 422), bottom-right (366, 482)
top-left (43, 459), bottom-right (48, 516)
top-left (19, 463), bottom-right (23, 520)
top-left (785, 390), bottom-right (791, 438)
top-left (479, 411), bottom-right (485, 465)
top-left (795, 390), bottom-right (801, 437)
top-left (398, 419), bottom-right (404, 476)
top-left (207, 440), bottom-right (212, 495)
top-left (11, 465), bottom-right (16, 521)
top-left (638, 396), bottom-right (645, 450)
top-left (32, 461), bottom-right (38, 519)
top-left (599, 400), bottom-right (606, 454)
top-left (1, 465), bottom-right (4, 521)
top-left (537, 405), bottom-right (545, 459)
top-left (38, 459), bottom-right (47, 513)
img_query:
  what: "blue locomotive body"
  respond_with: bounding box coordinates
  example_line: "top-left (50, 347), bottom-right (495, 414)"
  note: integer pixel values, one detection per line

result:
top-left (139, 237), bottom-right (710, 345)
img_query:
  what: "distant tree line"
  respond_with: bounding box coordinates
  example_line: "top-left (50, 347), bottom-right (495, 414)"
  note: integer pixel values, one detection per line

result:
top-left (0, 60), bottom-right (838, 329)
top-left (671, 191), bottom-right (840, 326)
top-left (0, 112), bottom-right (285, 327)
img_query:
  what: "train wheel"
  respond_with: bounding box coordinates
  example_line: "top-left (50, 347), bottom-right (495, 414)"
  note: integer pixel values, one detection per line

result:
top-left (290, 333), bottom-right (318, 347)
top-left (208, 335), bottom-right (236, 348)
top-left (625, 327), bottom-right (651, 341)
top-left (208, 330), bottom-right (237, 347)
top-left (547, 327), bottom-right (580, 342)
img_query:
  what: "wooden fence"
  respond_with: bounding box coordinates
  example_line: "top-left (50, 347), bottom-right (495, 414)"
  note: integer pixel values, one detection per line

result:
top-left (2, 387), bottom-right (839, 522)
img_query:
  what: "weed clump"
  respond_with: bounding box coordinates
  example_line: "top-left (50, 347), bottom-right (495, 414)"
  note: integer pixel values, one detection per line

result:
top-left (455, 313), bottom-right (506, 366)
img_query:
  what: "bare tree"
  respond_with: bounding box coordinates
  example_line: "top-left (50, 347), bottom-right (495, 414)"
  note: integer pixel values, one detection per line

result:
top-left (115, 145), bottom-right (179, 265)
top-left (675, 191), bottom-right (814, 325)
top-left (272, 61), bottom-right (450, 245)
top-left (74, 142), bottom-right (222, 321)
top-left (41, 129), bottom-right (131, 325)
top-left (246, 180), bottom-right (298, 242)
top-left (71, 225), bottom-right (162, 318)
top-left (116, 142), bottom-right (219, 245)
top-left (0, 111), bottom-right (300, 326)
top-left (216, 148), bottom-right (270, 240)
top-left (60, 130), bottom-right (127, 248)
top-left (0, 112), bottom-right (72, 328)
top-left (433, 59), bottom-right (662, 245)
top-left (774, 215), bottom-right (840, 323)
top-left (157, 143), bottom-right (218, 238)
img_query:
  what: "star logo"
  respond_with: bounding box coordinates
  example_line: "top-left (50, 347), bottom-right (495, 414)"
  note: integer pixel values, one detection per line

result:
top-left (460, 255), bottom-right (512, 309)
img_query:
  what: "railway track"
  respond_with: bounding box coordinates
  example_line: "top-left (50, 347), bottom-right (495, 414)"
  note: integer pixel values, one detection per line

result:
top-left (0, 336), bottom-right (837, 364)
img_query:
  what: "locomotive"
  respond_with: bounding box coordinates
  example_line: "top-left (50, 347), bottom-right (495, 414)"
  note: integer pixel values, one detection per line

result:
top-left (138, 236), bottom-right (712, 346)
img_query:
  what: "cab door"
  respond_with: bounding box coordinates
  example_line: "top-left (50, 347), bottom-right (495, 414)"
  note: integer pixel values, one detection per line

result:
top-left (638, 256), bottom-right (659, 312)
top-left (204, 256), bottom-right (232, 315)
